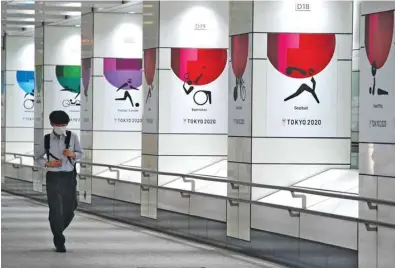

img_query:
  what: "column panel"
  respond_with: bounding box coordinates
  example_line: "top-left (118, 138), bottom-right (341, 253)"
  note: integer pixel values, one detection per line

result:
top-left (34, 25), bottom-right (81, 195)
top-left (230, 0), bottom-right (353, 243)
top-left (34, 26), bottom-right (44, 158)
top-left (142, 0), bottom-right (229, 219)
top-left (157, 1), bottom-right (229, 212)
top-left (358, 2), bottom-right (395, 268)
top-left (5, 36), bottom-right (35, 156)
top-left (80, 12), bottom-right (94, 204)
top-left (1, 38), bottom-right (6, 183)
top-left (92, 13), bottom-right (142, 175)
top-left (351, 0), bottom-right (361, 168)
top-left (228, 0), bottom-right (253, 241)
top-left (80, 11), bottom-right (143, 204)
top-left (142, 1), bottom-right (160, 216)
top-left (42, 26), bottom-right (81, 133)
top-left (251, 1), bottom-right (352, 197)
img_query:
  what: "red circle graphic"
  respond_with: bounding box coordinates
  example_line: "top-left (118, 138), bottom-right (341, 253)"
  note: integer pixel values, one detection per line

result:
top-left (231, 34), bottom-right (249, 78)
top-left (144, 48), bottom-right (157, 86)
top-left (365, 11), bottom-right (394, 69)
top-left (267, 33), bottom-right (336, 79)
top-left (171, 48), bottom-right (227, 86)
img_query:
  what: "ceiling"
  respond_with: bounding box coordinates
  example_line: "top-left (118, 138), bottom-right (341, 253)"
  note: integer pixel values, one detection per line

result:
top-left (1, 1), bottom-right (143, 36)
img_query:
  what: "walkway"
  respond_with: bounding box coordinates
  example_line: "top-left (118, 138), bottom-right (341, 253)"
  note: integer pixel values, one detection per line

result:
top-left (1, 192), bottom-right (282, 268)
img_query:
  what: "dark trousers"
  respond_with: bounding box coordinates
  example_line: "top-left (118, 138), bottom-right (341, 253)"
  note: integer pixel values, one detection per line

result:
top-left (46, 171), bottom-right (78, 246)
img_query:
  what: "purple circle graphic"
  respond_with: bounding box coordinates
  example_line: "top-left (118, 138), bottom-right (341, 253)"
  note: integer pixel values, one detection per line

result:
top-left (103, 58), bottom-right (142, 90)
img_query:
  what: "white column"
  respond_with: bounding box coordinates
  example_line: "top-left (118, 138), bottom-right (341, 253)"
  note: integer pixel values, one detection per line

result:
top-left (34, 25), bottom-right (81, 191)
top-left (79, 11), bottom-right (143, 204)
top-left (142, 1), bottom-right (229, 219)
top-left (1, 34), bottom-right (6, 183)
top-left (3, 35), bottom-right (35, 160)
top-left (227, 1), bottom-right (253, 241)
top-left (34, 25), bottom-right (81, 139)
top-left (351, 0), bottom-right (361, 168)
top-left (1, 38), bottom-right (5, 183)
top-left (358, 2), bottom-right (395, 268)
top-left (228, 1), bottom-right (353, 243)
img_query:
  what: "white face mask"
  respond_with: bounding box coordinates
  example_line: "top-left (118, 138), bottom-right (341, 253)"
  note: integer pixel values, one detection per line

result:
top-left (53, 126), bottom-right (66, 136)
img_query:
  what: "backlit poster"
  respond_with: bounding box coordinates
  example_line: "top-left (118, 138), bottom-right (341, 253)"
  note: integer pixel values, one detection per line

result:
top-left (34, 65), bottom-right (44, 129)
top-left (81, 58), bottom-right (92, 131)
top-left (143, 48), bottom-right (158, 133)
top-left (93, 58), bottom-right (142, 131)
top-left (45, 65), bottom-right (80, 129)
top-left (1, 71), bottom-right (4, 131)
top-left (1, 71), bottom-right (5, 119)
top-left (164, 47), bottom-right (228, 133)
top-left (1, 70), bottom-right (5, 99)
top-left (359, 10), bottom-right (395, 143)
top-left (229, 34), bottom-right (252, 136)
top-left (6, 70), bottom-right (35, 127)
top-left (266, 33), bottom-right (338, 137)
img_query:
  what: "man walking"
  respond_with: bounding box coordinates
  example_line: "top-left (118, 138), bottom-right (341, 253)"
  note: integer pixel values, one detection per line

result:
top-left (35, 110), bottom-right (83, 252)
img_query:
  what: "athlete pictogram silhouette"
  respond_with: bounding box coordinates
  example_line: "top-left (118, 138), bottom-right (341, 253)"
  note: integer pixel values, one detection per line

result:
top-left (23, 89), bottom-right (35, 109)
top-left (23, 91), bottom-right (34, 109)
top-left (183, 70), bottom-right (204, 94)
top-left (183, 66), bottom-right (212, 106)
top-left (369, 61), bottom-right (388, 96)
top-left (62, 98), bottom-right (80, 107)
top-left (115, 78), bottom-right (139, 107)
top-left (61, 88), bottom-right (80, 107)
top-left (145, 84), bottom-right (154, 104)
top-left (233, 76), bottom-right (246, 102)
top-left (283, 67), bottom-right (320, 104)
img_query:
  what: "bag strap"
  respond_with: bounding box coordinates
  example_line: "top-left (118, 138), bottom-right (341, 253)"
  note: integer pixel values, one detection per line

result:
top-left (65, 130), bottom-right (72, 149)
top-left (44, 134), bottom-right (59, 161)
top-left (45, 131), bottom-right (75, 168)
top-left (64, 131), bottom-right (74, 166)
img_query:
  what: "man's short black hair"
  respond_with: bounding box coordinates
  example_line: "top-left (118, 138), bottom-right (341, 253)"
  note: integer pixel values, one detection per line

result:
top-left (49, 110), bottom-right (70, 125)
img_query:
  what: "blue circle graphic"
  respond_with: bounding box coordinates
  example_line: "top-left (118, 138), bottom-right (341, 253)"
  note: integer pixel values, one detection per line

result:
top-left (16, 70), bottom-right (35, 95)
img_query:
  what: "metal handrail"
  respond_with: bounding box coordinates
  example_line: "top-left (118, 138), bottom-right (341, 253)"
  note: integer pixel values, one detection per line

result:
top-left (138, 182), bottom-right (395, 230)
top-left (77, 172), bottom-right (395, 230)
top-left (292, 185), bottom-right (359, 196)
top-left (4, 152), bottom-right (395, 208)
top-left (79, 161), bottom-right (395, 207)
top-left (3, 160), bottom-right (395, 231)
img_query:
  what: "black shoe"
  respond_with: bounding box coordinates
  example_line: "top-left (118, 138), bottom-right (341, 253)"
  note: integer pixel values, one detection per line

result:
top-left (55, 244), bottom-right (66, 253)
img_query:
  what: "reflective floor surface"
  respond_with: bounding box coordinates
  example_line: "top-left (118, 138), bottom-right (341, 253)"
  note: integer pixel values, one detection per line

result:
top-left (1, 192), bottom-right (283, 268)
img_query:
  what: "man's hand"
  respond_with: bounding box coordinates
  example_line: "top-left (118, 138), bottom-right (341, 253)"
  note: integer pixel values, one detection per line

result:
top-left (45, 160), bottom-right (62, 168)
top-left (63, 149), bottom-right (76, 158)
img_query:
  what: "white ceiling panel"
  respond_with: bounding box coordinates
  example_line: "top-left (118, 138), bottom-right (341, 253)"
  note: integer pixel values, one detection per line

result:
top-left (2, 0), bottom-right (142, 36)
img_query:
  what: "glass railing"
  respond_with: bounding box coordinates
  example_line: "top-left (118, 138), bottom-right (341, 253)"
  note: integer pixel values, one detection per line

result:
top-left (3, 152), bottom-right (395, 268)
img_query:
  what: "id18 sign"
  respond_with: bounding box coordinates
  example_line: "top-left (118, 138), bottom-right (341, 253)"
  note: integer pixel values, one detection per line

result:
top-left (295, 3), bottom-right (311, 11)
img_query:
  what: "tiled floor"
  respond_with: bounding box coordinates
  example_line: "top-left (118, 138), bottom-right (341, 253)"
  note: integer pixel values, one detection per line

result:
top-left (1, 192), bottom-right (283, 268)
